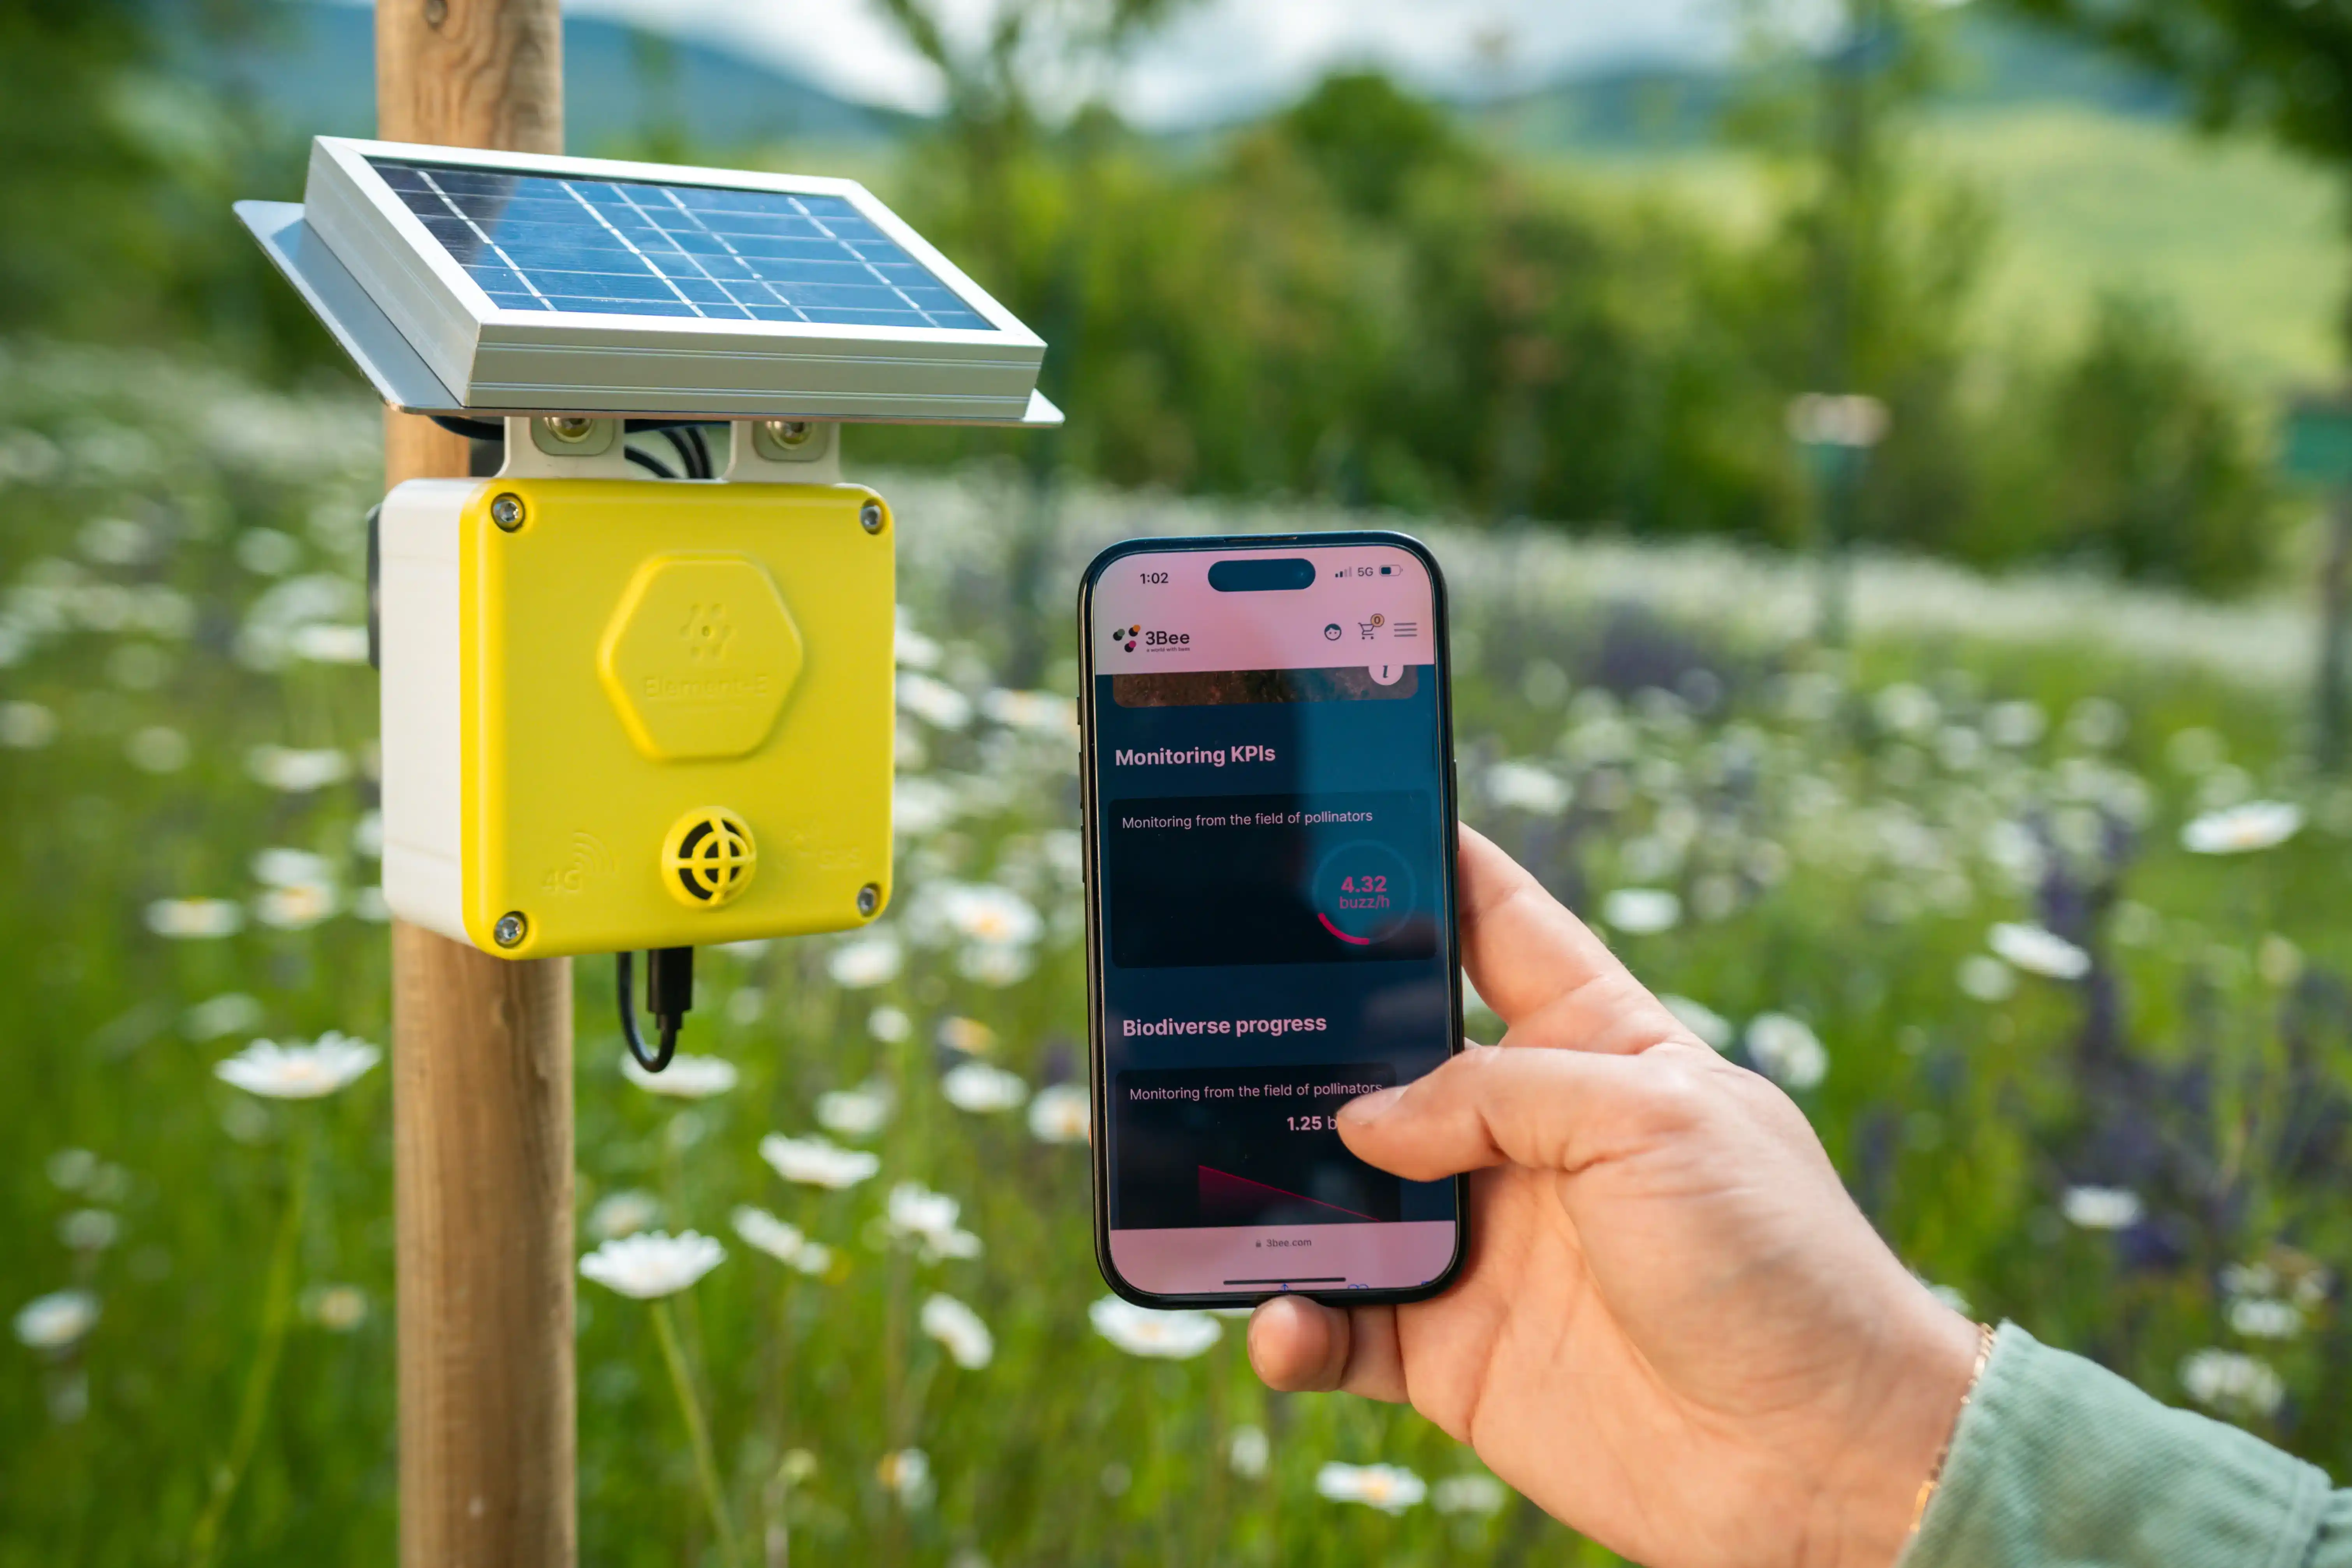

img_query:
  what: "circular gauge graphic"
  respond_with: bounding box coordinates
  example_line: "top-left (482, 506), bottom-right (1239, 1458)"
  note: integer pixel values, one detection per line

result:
top-left (1310, 841), bottom-right (1416, 947)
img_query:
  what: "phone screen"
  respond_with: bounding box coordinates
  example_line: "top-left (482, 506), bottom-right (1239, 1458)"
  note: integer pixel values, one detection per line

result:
top-left (1080, 537), bottom-right (1464, 1302)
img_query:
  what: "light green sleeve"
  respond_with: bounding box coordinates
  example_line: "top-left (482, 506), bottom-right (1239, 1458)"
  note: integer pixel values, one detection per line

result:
top-left (1904, 1323), bottom-right (2352, 1568)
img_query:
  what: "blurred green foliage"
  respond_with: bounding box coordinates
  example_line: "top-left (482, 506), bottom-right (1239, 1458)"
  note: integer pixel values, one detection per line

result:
top-left (0, 2), bottom-right (319, 375)
top-left (873, 67), bottom-right (2280, 589)
top-left (0, 5), bottom-right (2290, 593)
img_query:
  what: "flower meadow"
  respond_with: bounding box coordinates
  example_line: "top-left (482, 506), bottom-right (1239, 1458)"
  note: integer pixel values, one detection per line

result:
top-left (2, 339), bottom-right (2349, 1565)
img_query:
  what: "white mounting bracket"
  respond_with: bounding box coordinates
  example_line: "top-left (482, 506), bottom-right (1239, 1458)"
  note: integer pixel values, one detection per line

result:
top-left (496, 417), bottom-right (634, 480)
top-left (725, 419), bottom-right (844, 486)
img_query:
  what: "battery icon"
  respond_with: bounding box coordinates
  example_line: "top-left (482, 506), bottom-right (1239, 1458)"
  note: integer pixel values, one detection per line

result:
top-left (1379, 565), bottom-right (1393, 575)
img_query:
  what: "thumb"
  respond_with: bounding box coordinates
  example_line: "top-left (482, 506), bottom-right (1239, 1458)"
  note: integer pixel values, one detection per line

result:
top-left (1335, 1042), bottom-right (1724, 1184)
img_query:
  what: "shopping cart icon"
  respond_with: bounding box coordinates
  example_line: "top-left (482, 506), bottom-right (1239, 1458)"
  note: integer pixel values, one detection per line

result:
top-left (1358, 613), bottom-right (1386, 640)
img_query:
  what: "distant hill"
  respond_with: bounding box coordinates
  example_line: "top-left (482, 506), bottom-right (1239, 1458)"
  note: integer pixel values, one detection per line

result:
top-left (180, 2), bottom-right (909, 152)
top-left (1475, 11), bottom-right (2183, 153)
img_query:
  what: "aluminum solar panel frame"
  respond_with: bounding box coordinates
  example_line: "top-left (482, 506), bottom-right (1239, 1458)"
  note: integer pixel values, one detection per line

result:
top-left (285, 136), bottom-right (1052, 424)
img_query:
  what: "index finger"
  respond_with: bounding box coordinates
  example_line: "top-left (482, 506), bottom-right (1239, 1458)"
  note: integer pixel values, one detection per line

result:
top-left (1457, 825), bottom-right (1698, 1054)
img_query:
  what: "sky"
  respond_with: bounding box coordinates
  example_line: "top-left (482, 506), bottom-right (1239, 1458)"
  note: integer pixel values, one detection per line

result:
top-left (555, 0), bottom-right (1748, 126)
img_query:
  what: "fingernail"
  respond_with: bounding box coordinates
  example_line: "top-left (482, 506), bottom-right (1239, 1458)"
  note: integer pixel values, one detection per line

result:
top-left (1338, 1085), bottom-right (1406, 1125)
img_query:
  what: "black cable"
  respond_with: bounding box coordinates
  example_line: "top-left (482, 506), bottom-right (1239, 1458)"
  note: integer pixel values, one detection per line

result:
top-left (433, 414), bottom-right (706, 440)
top-left (685, 423), bottom-right (713, 478)
top-left (625, 446), bottom-right (679, 480)
top-left (615, 950), bottom-right (682, 1072)
top-left (661, 425), bottom-right (706, 480)
top-left (429, 414), bottom-right (506, 443)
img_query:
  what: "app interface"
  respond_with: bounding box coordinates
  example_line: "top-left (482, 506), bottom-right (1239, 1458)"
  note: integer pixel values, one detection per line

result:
top-left (1088, 544), bottom-right (1458, 1297)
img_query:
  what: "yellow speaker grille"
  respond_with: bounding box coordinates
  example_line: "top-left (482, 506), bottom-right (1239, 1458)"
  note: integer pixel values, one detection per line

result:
top-left (661, 808), bottom-right (756, 908)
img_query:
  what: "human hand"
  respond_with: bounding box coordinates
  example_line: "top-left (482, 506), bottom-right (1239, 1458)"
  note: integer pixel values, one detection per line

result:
top-left (1248, 827), bottom-right (1981, 1568)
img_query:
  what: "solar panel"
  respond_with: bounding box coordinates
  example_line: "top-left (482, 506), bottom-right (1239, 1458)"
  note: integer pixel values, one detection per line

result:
top-left (242, 137), bottom-right (1054, 421)
top-left (370, 158), bottom-right (990, 330)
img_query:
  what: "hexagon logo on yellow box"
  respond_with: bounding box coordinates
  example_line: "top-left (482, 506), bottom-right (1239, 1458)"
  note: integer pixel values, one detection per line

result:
top-left (598, 553), bottom-right (804, 761)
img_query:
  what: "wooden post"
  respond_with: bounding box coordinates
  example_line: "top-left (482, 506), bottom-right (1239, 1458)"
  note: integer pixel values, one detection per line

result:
top-left (378, 5), bottom-right (575, 1568)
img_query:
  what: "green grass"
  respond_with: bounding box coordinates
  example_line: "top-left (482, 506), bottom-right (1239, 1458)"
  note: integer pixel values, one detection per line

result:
top-left (2, 343), bottom-right (2348, 1566)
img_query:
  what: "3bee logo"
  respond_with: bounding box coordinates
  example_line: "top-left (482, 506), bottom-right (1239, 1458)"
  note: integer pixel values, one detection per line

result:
top-left (1113, 623), bottom-right (1140, 653)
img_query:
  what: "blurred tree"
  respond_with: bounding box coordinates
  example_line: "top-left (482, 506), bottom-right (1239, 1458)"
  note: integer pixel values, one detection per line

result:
top-left (867, 0), bottom-right (1198, 683)
top-left (1727, 0), bottom-right (1993, 635)
top-left (1274, 71), bottom-right (1477, 223)
top-left (0, 0), bottom-right (319, 371)
top-left (1977, 294), bottom-right (2275, 589)
top-left (1994, 0), bottom-right (2332, 728)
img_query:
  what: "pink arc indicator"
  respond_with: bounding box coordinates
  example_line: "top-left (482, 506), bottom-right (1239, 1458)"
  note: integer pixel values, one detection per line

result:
top-left (1310, 840), bottom-right (1415, 947)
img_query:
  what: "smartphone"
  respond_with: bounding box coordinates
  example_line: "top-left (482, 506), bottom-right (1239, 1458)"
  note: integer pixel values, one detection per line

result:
top-left (1077, 533), bottom-right (1467, 1308)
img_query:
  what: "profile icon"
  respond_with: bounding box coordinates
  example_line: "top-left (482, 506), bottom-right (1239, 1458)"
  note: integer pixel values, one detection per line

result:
top-left (1323, 623), bottom-right (1342, 641)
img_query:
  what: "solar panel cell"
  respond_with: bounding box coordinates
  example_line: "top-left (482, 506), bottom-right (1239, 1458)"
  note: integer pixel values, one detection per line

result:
top-left (371, 157), bottom-right (992, 330)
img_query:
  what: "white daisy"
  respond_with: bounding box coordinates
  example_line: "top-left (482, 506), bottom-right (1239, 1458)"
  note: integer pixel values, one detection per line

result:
top-left (1315, 1461), bottom-right (1426, 1514)
top-left (146, 898), bottom-right (245, 940)
top-left (2228, 1298), bottom-right (2303, 1341)
top-left (1744, 1013), bottom-right (1827, 1090)
top-left (13, 1290), bottom-right (99, 1352)
top-left (1988, 922), bottom-right (2091, 980)
top-left (303, 1284), bottom-right (369, 1331)
top-left (290, 623), bottom-right (369, 664)
top-left (886, 1183), bottom-right (983, 1261)
top-left (760, 1133), bottom-right (880, 1190)
top-left (816, 1082), bottom-right (894, 1139)
top-left (878, 1448), bottom-right (933, 1508)
top-left (246, 745), bottom-right (351, 793)
top-left (2061, 1185), bottom-right (2142, 1231)
top-left (730, 1205), bottom-right (806, 1265)
top-left (894, 775), bottom-right (958, 837)
top-left (956, 942), bottom-right (1035, 987)
top-left (579, 1230), bottom-right (725, 1299)
top-left (1601, 888), bottom-right (1680, 935)
top-left (1659, 994), bottom-right (1733, 1049)
top-left (920, 1293), bottom-right (995, 1369)
top-left (2179, 1348), bottom-right (2283, 1416)
top-left (2182, 801), bottom-right (2304, 855)
top-left (941, 1061), bottom-right (1028, 1114)
top-left (937, 1016), bottom-right (997, 1056)
top-left (1228, 1425), bottom-right (1270, 1479)
top-left (254, 880), bottom-right (339, 930)
top-left (1088, 1296), bottom-right (1220, 1359)
top-left (215, 1033), bottom-right (379, 1099)
top-left (252, 847), bottom-right (332, 888)
top-left (897, 671), bottom-right (973, 729)
top-left (1485, 760), bottom-right (1572, 815)
top-left (1027, 1083), bottom-right (1091, 1145)
top-left (981, 688), bottom-right (1077, 738)
top-left (867, 1006), bottom-right (913, 1044)
top-left (937, 883), bottom-right (1043, 947)
top-left (620, 1052), bottom-right (738, 1099)
top-left (827, 934), bottom-right (903, 989)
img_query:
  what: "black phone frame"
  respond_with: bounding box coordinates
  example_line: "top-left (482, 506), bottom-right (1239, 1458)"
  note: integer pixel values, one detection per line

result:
top-left (1075, 530), bottom-right (1470, 1310)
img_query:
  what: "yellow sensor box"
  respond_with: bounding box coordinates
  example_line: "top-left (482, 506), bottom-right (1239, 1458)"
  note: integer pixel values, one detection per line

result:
top-left (378, 477), bottom-right (894, 958)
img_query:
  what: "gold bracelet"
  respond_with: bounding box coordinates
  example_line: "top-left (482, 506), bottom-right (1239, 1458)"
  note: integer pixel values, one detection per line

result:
top-left (1910, 1322), bottom-right (1998, 1535)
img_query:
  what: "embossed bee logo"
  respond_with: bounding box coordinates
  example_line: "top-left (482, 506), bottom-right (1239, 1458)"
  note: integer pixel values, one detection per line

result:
top-left (681, 602), bottom-right (735, 662)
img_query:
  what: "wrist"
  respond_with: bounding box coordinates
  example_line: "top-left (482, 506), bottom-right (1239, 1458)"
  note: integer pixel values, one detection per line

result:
top-left (1813, 1299), bottom-right (1988, 1568)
